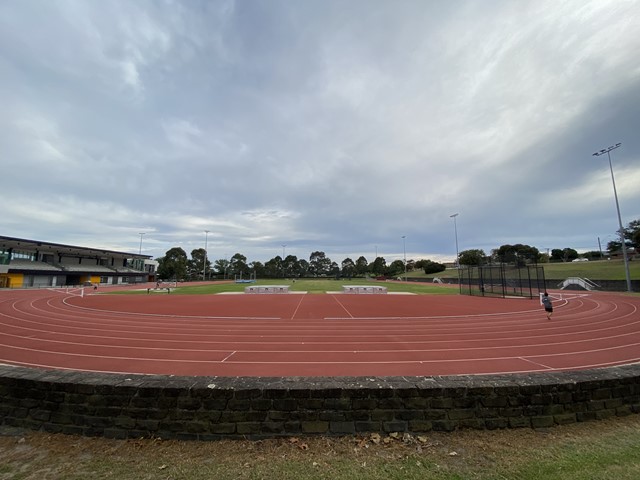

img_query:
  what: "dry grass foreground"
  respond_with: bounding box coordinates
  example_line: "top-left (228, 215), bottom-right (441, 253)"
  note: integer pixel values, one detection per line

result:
top-left (2, 414), bottom-right (640, 480)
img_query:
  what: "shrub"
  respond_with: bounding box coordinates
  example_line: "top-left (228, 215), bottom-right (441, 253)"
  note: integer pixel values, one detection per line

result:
top-left (423, 260), bottom-right (446, 274)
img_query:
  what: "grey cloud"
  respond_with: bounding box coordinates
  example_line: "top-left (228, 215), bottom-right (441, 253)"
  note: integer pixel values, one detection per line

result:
top-left (1, 0), bottom-right (639, 264)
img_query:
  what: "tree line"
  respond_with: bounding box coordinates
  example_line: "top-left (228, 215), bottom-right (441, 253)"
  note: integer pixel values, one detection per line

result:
top-left (455, 218), bottom-right (639, 266)
top-left (155, 219), bottom-right (639, 281)
top-left (156, 248), bottom-right (431, 281)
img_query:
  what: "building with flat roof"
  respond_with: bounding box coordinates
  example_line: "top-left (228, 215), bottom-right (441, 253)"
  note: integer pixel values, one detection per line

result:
top-left (0, 235), bottom-right (154, 288)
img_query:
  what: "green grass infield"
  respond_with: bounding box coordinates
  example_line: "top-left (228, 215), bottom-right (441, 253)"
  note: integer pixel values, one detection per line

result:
top-left (112, 279), bottom-right (460, 295)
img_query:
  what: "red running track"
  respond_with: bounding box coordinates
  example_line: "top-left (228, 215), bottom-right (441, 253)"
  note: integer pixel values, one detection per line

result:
top-left (1, 288), bottom-right (639, 377)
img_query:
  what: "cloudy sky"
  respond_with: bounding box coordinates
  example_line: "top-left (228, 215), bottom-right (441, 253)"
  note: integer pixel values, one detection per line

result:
top-left (2, 0), bottom-right (639, 265)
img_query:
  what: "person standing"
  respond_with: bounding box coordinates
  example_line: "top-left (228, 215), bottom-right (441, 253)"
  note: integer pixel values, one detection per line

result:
top-left (541, 292), bottom-right (553, 320)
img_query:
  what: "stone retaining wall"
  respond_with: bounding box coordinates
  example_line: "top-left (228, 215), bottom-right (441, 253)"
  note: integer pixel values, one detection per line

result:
top-left (1, 364), bottom-right (639, 440)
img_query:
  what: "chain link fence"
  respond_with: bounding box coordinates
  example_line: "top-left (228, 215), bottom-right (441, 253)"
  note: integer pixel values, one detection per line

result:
top-left (459, 263), bottom-right (546, 298)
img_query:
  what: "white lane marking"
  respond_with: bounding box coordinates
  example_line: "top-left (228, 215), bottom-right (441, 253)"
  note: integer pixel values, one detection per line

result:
top-left (221, 351), bottom-right (236, 362)
top-left (290, 295), bottom-right (306, 320)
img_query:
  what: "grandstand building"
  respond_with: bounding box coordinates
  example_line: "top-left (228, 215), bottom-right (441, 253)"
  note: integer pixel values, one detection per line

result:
top-left (0, 235), bottom-right (155, 288)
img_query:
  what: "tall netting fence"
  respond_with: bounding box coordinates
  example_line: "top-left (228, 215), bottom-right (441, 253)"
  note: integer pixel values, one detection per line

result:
top-left (459, 263), bottom-right (546, 299)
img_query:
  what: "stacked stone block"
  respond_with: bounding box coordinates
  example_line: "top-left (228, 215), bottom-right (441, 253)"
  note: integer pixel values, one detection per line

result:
top-left (1, 365), bottom-right (639, 440)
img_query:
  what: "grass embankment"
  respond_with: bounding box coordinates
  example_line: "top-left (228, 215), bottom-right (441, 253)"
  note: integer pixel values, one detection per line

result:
top-left (1, 414), bottom-right (639, 479)
top-left (411, 259), bottom-right (640, 281)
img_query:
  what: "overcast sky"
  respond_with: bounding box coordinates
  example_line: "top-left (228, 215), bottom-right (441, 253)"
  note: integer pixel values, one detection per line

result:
top-left (2, 0), bottom-right (639, 265)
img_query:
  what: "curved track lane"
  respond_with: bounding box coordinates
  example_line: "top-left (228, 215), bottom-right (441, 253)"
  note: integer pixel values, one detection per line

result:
top-left (1, 289), bottom-right (639, 377)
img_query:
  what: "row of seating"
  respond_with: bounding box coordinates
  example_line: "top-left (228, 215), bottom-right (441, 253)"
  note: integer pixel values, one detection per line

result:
top-left (8, 260), bottom-right (144, 274)
top-left (7, 260), bottom-right (63, 271)
top-left (59, 264), bottom-right (118, 273)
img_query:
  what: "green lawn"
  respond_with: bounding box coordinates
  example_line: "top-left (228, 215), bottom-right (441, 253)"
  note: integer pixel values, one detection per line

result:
top-left (117, 279), bottom-right (459, 295)
top-left (536, 259), bottom-right (639, 280)
top-left (411, 259), bottom-right (639, 281)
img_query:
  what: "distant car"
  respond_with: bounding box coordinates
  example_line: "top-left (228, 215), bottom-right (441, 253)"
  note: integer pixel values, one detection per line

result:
top-left (572, 258), bottom-right (589, 262)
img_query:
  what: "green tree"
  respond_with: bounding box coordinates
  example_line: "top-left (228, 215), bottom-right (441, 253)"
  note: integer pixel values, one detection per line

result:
top-left (283, 255), bottom-right (298, 278)
top-left (341, 258), bottom-right (356, 278)
top-left (493, 244), bottom-right (540, 264)
top-left (606, 240), bottom-right (623, 254)
top-left (551, 247), bottom-right (579, 262)
top-left (370, 257), bottom-right (386, 275)
top-left (213, 258), bottom-right (230, 277)
top-left (423, 260), bottom-right (446, 274)
top-left (229, 253), bottom-right (248, 277)
top-left (187, 248), bottom-right (209, 280)
top-left (614, 219), bottom-right (640, 252)
top-left (387, 259), bottom-right (405, 277)
top-left (550, 249), bottom-right (564, 262)
top-left (623, 219), bottom-right (640, 246)
top-left (562, 248), bottom-right (579, 262)
top-left (263, 257), bottom-right (281, 278)
top-left (355, 256), bottom-right (369, 276)
top-left (295, 259), bottom-right (309, 277)
top-left (157, 247), bottom-right (188, 281)
top-left (329, 261), bottom-right (340, 277)
top-left (458, 249), bottom-right (486, 266)
top-left (249, 261), bottom-right (264, 278)
top-left (309, 251), bottom-right (331, 276)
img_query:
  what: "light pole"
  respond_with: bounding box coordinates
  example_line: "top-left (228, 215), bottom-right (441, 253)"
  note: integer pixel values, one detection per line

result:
top-left (138, 232), bottom-right (145, 255)
top-left (282, 244), bottom-right (286, 278)
top-left (449, 214), bottom-right (459, 266)
top-left (597, 237), bottom-right (603, 260)
top-left (450, 213), bottom-right (460, 291)
top-left (593, 143), bottom-right (632, 292)
top-left (401, 236), bottom-right (407, 281)
top-left (203, 230), bottom-right (209, 281)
